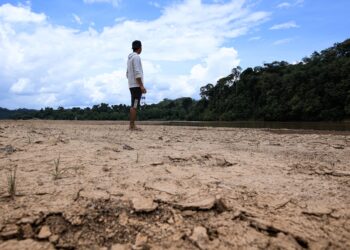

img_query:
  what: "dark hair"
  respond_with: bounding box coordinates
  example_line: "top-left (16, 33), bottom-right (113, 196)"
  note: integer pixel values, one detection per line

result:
top-left (132, 40), bottom-right (142, 51)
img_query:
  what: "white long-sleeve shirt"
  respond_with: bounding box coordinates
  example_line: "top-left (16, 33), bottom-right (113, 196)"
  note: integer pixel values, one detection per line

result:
top-left (126, 52), bottom-right (143, 88)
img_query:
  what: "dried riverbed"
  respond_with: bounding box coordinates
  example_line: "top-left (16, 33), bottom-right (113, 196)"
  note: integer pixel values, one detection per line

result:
top-left (0, 120), bottom-right (349, 249)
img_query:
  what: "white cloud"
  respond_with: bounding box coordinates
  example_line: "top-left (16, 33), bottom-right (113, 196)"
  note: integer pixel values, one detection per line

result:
top-left (83, 0), bottom-right (121, 7)
top-left (178, 47), bottom-right (240, 97)
top-left (73, 14), bottom-right (82, 25)
top-left (273, 38), bottom-right (293, 45)
top-left (145, 48), bottom-right (240, 102)
top-left (0, 1), bottom-right (269, 109)
top-left (114, 17), bottom-right (126, 23)
top-left (189, 48), bottom-right (240, 83)
top-left (0, 3), bottom-right (46, 23)
top-left (270, 21), bottom-right (299, 30)
top-left (277, 0), bottom-right (304, 8)
top-left (277, 2), bottom-right (292, 8)
top-left (10, 78), bottom-right (31, 94)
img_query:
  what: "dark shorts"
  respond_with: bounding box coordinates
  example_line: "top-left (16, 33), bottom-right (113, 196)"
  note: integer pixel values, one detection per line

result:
top-left (130, 87), bottom-right (142, 109)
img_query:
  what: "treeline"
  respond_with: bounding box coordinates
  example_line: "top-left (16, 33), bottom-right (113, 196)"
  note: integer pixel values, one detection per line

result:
top-left (196, 39), bottom-right (350, 121)
top-left (1, 100), bottom-right (195, 121)
top-left (1, 38), bottom-right (349, 121)
top-left (0, 108), bottom-right (37, 120)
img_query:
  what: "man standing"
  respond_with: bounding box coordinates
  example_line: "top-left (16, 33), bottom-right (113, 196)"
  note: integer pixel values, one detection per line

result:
top-left (126, 40), bottom-right (147, 130)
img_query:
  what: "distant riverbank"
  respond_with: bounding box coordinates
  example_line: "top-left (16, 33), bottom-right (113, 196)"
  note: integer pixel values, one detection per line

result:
top-left (138, 120), bottom-right (350, 131)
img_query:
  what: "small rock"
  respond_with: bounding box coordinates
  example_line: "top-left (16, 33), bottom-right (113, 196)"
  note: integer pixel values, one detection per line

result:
top-left (111, 243), bottom-right (131, 250)
top-left (167, 217), bottom-right (175, 224)
top-left (49, 235), bottom-right (59, 244)
top-left (132, 198), bottom-right (158, 212)
top-left (214, 196), bottom-right (228, 212)
top-left (269, 232), bottom-right (304, 250)
top-left (177, 196), bottom-right (228, 212)
top-left (102, 166), bottom-right (111, 172)
top-left (38, 225), bottom-right (52, 239)
top-left (215, 157), bottom-right (233, 167)
top-left (134, 233), bottom-right (148, 248)
top-left (21, 224), bottom-right (34, 238)
top-left (0, 224), bottom-right (19, 239)
top-left (177, 197), bottom-right (216, 210)
top-left (182, 210), bottom-right (196, 216)
top-left (18, 216), bottom-right (38, 225)
top-left (309, 239), bottom-right (331, 249)
top-left (123, 144), bottom-right (134, 150)
top-left (118, 211), bottom-right (129, 226)
top-left (190, 226), bottom-right (209, 250)
top-left (172, 232), bottom-right (185, 241)
top-left (0, 239), bottom-right (55, 250)
top-left (302, 206), bottom-right (333, 217)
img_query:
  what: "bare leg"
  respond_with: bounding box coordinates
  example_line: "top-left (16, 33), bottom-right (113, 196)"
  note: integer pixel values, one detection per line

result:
top-left (129, 107), bottom-right (137, 129)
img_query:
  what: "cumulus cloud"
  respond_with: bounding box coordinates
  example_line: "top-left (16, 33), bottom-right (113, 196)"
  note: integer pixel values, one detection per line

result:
top-left (270, 21), bottom-right (299, 30)
top-left (175, 47), bottom-right (240, 98)
top-left (0, 1), bottom-right (269, 109)
top-left (0, 3), bottom-right (46, 23)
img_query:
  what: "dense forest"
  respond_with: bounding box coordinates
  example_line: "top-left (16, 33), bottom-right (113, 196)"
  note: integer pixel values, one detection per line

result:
top-left (1, 38), bottom-right (349, 121)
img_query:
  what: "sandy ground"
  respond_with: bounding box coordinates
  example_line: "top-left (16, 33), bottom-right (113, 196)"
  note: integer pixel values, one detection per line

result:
top-left (0, 120), bottom-right (349, 250)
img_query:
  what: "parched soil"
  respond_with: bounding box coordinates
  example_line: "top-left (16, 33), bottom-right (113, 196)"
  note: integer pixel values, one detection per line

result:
top-left (0, 120), bottom-right (349, 250)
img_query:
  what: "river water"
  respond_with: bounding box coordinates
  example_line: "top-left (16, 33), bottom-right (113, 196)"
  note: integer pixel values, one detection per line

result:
top-left (141, 121), bottom-right (350, 131)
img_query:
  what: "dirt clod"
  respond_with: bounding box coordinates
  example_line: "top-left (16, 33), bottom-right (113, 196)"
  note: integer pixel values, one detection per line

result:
top-left (37, 225), bottom-right (51, 239)
top-left (132, 198), bottom-right (158, 213)
top-left (22, 224), bottom-right (34, 238)
top-left (190, 226), bottom-right (209, 250)
top-left (0, 224), bottom-right (19, 240)
top-left (133, 233), bottom-right (148, 249)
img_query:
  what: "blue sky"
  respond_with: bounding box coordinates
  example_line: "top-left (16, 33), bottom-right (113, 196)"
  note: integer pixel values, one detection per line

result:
top-left (0, 0), bottom-right (349, 109)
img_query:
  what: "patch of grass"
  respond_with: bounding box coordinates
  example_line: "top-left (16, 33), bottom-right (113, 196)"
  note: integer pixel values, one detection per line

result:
top-left (27, 133), bottom-right (32, 144)
top-left (7, 165), bottom-right (17, 199)
top-left (52, 154), bottom-right (66, 180)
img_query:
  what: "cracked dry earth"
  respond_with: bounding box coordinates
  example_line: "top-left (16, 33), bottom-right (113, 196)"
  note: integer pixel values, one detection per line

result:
top-left (0, 120), bottom-right (349, 250)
